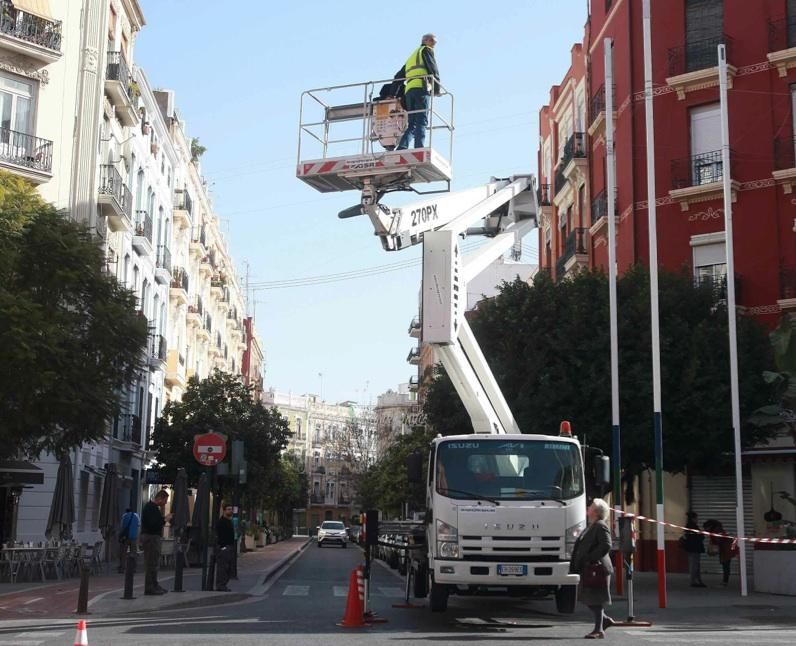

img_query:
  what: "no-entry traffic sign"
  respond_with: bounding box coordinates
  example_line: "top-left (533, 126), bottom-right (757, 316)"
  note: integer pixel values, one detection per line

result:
top-left (193, 432), bottom-right (227, 466)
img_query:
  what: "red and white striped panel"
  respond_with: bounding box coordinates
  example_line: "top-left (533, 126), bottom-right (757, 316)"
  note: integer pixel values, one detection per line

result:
top-left (297, 151), bottom-right (429, 178)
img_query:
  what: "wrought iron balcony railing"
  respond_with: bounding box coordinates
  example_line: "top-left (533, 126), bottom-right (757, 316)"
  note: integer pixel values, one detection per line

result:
top-left (106, 51), bottom-right (132, 100)
top-left (134, 209), bottom-right (152, 242)
top-left (590, 188), bottom-right (617, 225)
top-left (113, 413), bottom-right (142, 445)
top-left (668, 34), bottom-right (733, 77)
top-left (0, 2), bottom-right (62, 52)
top-left (774, 136), bottom-right (796, 171)
top-left (171, 267), bottom-right (189, 292)
top-left (537, 183), bottom-right (551, 206)
top-left (174, 189), bottom-right (193, 214)
top-left (156, 245), bottom-right (172, 273)
top-left (556, 228), bottom-right (588, 280)
top-left (768, 17), bottom-right (796, 52)
top-left (150, 334), bottom-right (167, 362)
top-left (589, 84), bottom-right (615, 124)
top-left (671, 149), bottom-right (733, 189)
top-left (98, 164), bottom-right (132, 215)
top-left (560, 132), bottom-right (587, 168)
top-left (0, 127), bottom-right (53, 173)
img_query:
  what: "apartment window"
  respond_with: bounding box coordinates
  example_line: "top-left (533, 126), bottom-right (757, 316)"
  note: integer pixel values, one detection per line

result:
top-left (123, 253), bottom-right (130, 285)
top-left (692, 234), bottom-right (726, 288)
top-left (685, 0), bottom-right (723, 72)
top-left (0, 73), bottom-right (35, 137)
top-left (689, 103), bottom-right (721, 185)
top-left (296, 417), bottom-right (302, 439)
top-left (109, 5), bottom-right (118, 41)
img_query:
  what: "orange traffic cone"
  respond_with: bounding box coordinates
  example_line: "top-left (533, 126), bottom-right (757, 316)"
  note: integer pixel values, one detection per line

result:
top-left (73, 620), bottom-right (88, 646)
top-left (337, 568), bottom-right (368, 628)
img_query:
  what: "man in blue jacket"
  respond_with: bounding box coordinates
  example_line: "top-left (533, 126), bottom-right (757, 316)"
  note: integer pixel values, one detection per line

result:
top-left (118, 507), bottom-right (140, 573)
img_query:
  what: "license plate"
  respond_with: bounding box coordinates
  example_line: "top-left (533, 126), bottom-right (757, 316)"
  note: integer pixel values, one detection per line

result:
top-left (497, 564), bottom-right (527, 576)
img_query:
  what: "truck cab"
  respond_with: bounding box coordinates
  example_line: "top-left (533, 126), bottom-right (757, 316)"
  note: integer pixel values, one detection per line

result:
top-left (413, 433), bottom-right (587, 613)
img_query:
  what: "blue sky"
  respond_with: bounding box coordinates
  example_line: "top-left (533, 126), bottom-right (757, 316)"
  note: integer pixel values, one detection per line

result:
top-left (135, 0), bottom-right (585, 404)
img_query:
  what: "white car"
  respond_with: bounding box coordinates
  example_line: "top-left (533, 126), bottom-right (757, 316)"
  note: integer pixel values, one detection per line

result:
top-left (317, 521), bottom-right (348, 548)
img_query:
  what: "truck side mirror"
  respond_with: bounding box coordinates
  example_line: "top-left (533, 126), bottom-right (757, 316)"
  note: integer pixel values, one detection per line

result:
top-left (406, 452), bottom-right (423, 484)
top-left (593, 455), bottom-right (610, 486)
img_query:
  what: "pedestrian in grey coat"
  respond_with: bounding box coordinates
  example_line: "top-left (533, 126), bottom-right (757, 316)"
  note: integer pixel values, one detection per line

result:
top-left (569, 498), bottom-right (615, 639)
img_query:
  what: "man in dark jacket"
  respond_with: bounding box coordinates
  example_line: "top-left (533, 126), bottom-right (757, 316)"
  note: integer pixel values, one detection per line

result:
top-left (395, 34), bottom-right (440, 150)
top-left (683, 510), bottom-right (706, 587)
top-left (215, 504), bottom-right (235, 591)
top-left (140, 490), bottom-right (171, 595)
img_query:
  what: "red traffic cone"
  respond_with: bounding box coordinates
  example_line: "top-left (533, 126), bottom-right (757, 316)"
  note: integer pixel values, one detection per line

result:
top-left (73, 620), bottom-right (88, 646)
top-left (337, 568), bottom-right (368, 628)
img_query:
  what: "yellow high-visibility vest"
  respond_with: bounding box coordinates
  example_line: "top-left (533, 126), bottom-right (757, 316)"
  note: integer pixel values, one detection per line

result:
top-left (404, 45), bottom-right (429, 92)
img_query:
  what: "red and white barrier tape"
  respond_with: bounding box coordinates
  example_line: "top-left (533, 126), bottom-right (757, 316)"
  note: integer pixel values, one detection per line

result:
top-left (611, 508), bottom-right (796, 545)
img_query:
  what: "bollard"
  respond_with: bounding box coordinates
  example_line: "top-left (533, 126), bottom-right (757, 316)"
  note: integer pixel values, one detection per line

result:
top-left (75, 563), bottom-right (90, 614)
top-left (173, 544), bottom-right (184, 593)
top-left (121, 553), bottom-right (136, 600)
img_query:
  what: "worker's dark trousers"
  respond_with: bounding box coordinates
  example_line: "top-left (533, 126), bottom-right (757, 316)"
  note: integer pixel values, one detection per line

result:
top-left (215, 546), bottom-right (233, 589)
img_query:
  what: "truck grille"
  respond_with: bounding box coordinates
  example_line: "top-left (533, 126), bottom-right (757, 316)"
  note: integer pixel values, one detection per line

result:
top-left (459, 535), bottom-right (563, 560)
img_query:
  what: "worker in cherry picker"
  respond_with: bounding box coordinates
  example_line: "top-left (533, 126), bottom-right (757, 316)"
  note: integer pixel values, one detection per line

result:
top-left (395, 33), bottom-right (441, 150)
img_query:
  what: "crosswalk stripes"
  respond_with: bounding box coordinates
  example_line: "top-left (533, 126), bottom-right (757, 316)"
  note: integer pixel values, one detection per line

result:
top-left (280, 584), bottom-right (405, 598)
top-left (626, 629), bottom-right (796, 644)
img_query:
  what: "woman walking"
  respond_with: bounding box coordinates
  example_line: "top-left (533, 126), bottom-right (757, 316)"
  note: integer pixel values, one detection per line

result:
top-left (570, 498), bottom-right (615, 639)
top-left (704, 519), bottom-right (736, 586)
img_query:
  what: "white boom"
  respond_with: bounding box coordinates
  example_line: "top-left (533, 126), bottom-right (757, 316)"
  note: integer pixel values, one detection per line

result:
top-left (362, 175), bottom-right (539, 434)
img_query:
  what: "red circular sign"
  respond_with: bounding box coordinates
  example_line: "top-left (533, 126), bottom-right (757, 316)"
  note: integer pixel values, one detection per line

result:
top-left (193, 432), bottom-right (227, 466)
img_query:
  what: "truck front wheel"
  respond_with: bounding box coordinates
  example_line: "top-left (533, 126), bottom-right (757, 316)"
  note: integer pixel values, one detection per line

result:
top-left (555, 585), bottom-right (577, 614)
top-left (429, 576), bottom-right (449, 612)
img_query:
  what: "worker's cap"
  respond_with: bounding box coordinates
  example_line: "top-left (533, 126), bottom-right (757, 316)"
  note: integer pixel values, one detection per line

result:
top-left (422, 33), bottom-right (438, 44)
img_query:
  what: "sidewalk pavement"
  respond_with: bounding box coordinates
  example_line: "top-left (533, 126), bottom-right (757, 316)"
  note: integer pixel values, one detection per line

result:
top-left (0, 537), bottom-right (310, 619)
top-left (606, 570), bottom-right (796, 626)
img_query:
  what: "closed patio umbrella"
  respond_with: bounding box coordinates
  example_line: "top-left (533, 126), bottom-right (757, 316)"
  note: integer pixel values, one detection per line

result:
top-left (46, 456), bottom-right (75, 541)
top-left (191, 472), bottom-right (210, 589)
top-left (171, 468), bottom-right (190, 539)
top-left (97, 463), bottom-right (119, 571)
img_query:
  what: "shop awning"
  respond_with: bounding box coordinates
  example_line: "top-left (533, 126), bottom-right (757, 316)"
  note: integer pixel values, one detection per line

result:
top-left (11, 0), bottom-right (54, 21)
top-left (0, 460), bottom-right (44, 486)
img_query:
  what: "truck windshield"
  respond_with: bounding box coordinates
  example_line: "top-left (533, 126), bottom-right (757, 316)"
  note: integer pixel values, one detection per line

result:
top-left (435, 439), bottom-right (583, 501)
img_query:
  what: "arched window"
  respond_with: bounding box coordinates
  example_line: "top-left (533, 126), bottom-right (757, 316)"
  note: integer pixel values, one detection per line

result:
top-left (141, 278), bottom-right (149, 317)
top-left (157, 206), bottom-right (164, 248)
top-left (136, 170), bottom-right (144, 210)
top-left (123, 254), bottom-right (130, 285)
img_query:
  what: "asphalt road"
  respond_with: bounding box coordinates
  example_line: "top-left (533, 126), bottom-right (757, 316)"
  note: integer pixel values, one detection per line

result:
top-left (0, 542), bottom-right (793, 645)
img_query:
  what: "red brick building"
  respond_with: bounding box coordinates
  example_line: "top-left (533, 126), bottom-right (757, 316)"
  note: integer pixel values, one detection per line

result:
top-left (539, 0), bottom-right (795, 328)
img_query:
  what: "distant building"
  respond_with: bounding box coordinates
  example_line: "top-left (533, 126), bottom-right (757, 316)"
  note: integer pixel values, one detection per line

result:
top-left (374, 384), bottom-right (421, 459)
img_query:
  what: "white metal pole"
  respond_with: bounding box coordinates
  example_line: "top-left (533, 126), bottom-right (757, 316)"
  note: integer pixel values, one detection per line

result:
top-left (718, 43), bottom-right (748, 597)
top-left (604, 37), bottom-right (623, 593)
top-left (643, 0), bottom-right (667, 609)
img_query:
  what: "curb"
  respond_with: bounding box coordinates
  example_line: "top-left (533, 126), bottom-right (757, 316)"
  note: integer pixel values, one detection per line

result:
top-left (261, 538), bottom-right (312, 585)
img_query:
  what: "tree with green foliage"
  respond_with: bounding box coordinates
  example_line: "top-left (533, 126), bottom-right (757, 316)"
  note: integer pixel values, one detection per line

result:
top-left (424, 267), bottom-right (774, 487)
top-left (0, 171), bottom-right (147, 459)
top-left (358, 426), bottom-right (434, 517)
top-left (262, 453), bottom-right (309, 528)
top-left (151, 371), bottom-right (291, 509)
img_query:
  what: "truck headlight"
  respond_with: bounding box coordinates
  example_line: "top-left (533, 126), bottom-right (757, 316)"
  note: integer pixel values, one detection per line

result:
top-left (565, 521), bottom-right (586, 559)
top-left (438, 542), bottom-right (460, 558)
top-left (436, 519), bottom-right (458, 542)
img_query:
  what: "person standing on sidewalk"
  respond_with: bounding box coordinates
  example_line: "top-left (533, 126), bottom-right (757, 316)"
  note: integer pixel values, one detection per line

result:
top-left (569, 498), bottom-right (616, 639)
top-left (704, 519), bottom-right (737, 586)
top-left (117, 508), bottom-right (140, 573)
top-left (141, 490), bottom-right (171, 595)
top-left (682, 510), bottom-right (706, 588)
top-left (215, 504), bottom-right (235, 591)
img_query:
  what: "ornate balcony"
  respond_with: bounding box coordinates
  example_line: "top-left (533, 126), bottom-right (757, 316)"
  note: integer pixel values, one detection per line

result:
top-left (0, 2), bottom-right (62, 63)
top-left (155, 245), bottom-right (171, 285)
top-left (408, 315), bottom-right (421, 338)
top-left (105, 51), bottom-right (138, 126)
top-left (165, 350), bottom-right (187, 389)
top-left (189, 225), bottom-right (207, 259)
top-left (407, 346), bottom-right (421, 365)
top-left (132, 209), bottom-right (153, 256)
top-left (169, 267), bottom-right (189, 307)
top-left (588, 84), bottom-right (615, 138)
top-left (768, 17), bottom-right (796, 77)
top-left (0, 127), bottom-right (53, 183)
top-left (173, 189), bottom-right (193, 229)
top-left (409, 375), bottom-right (420, 392)
top-left (670, 149), bottom-right (738, 211)
top-left (666, 35), bottom-right (736, 100)
top-left (113, 413), bottom-right (142, 448)
top-left (773, 135), bottom-right (796, 193)
top-left (555, 228), bottom-right (588, 281)
top-left (187, 297), bottom-right (203, 328)
top-left (98, 164), bottom-right (132, 231)
top-left (149, 334), bottom-right (167, 369)
top-left (561, 132), bottom-right (587, 180)
top-left (589, 187), bottom-right (618, 234)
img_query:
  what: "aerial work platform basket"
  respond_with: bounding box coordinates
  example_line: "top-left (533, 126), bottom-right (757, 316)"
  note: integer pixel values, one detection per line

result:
top-left (296, 77), bottom-right (454, 194)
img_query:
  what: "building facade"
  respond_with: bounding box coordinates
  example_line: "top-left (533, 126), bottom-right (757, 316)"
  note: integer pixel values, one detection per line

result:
top-left (374, 385), bottom-right (421, 460)
top-left (262, 389), bottom-right (374, 530)
top-left (8, 0), bottom-right (260, 544)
